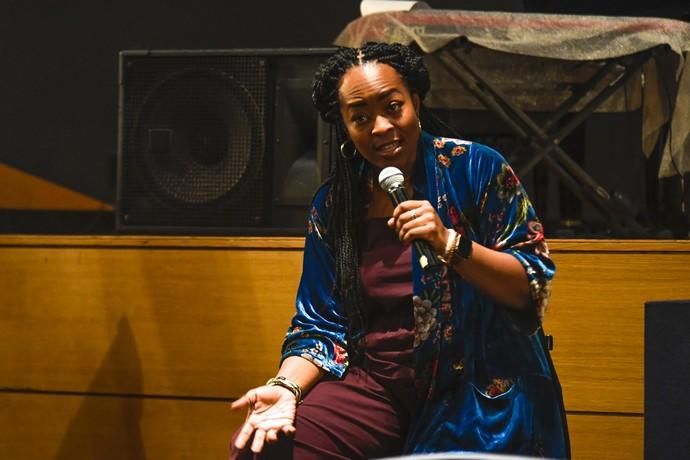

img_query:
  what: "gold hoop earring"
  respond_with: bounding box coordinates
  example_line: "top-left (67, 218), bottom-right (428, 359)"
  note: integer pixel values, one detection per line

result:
top-left (340, 141), bottom-right (358, 160)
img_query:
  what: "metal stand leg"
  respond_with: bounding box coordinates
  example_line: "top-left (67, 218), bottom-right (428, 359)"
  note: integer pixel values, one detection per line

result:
top-left (431, 42), bottom-right (667, 235)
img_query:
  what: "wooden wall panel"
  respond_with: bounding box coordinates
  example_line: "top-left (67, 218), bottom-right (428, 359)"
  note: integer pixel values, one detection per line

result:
top-left (0, 393), bottom-right (644, 460)
top-left (3, 237), bottom-right (689, 410)
top-left (0, 242), bottom-right (302, 397)
top-left (2, 236), bottom-right (690, 460)
top-left (0, 393), bottom-right (242, 460)
top-left (546, 243), bottom-right (690, 414)
top-left (566, 413), bottom-right (643, 460)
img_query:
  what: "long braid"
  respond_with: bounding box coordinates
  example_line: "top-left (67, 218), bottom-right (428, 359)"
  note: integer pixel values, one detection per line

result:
top-left (312, 42), bottom-right (432, 365)
top-left (330, 134), bottom-right (367, 364)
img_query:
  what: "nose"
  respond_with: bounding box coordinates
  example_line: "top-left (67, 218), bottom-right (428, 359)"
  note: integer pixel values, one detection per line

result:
top-left (372, 114), bottom-right (394, 135)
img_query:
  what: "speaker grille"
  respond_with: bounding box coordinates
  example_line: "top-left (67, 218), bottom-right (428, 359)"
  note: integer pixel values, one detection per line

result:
top-left (645, 299), bottom-right (690, 458)
top-left (119, 53), bottom-right (267, 229)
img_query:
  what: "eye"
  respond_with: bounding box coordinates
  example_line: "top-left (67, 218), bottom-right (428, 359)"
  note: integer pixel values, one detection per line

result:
top-left (388, 101), bottom-right (403, 113)
top-left (351, 113), bottom-right (369, 125)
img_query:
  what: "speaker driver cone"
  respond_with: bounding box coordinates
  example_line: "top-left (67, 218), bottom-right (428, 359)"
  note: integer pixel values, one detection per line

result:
top-left (131, 67), bottom-right (264, 207)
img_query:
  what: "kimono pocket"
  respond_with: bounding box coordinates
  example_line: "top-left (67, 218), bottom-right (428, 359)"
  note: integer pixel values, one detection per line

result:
top-left (411, 377), bottom-right (533, 454)
top-left (463, 378), bottom-right (524, 433)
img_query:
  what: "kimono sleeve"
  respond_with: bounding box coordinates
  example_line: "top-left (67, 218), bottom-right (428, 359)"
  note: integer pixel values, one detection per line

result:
top-left (466, 143), bottom-right (556, 334)
top-left (280, 186), bottom-right (350, 377)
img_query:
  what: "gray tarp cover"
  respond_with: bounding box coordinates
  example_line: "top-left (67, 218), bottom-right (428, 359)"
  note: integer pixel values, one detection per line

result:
top-left (335, 10), bottom-right (690, 177)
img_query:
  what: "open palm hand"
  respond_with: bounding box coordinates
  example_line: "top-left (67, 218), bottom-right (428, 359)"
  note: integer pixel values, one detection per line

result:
top-left (231, 385), bottom-right (298, 453)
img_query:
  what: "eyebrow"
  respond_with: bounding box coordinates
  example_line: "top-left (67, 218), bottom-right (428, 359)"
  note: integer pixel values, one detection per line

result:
top-left (344, 88), bottom-right (403, 109)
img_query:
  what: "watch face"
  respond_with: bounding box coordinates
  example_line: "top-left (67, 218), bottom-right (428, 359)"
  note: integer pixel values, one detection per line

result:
top-left (459, 235), bottom-right (473, 259)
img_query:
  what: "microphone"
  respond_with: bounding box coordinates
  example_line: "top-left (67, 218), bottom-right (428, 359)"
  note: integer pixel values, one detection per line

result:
top-left (378, 166), bottom-right (440, 270)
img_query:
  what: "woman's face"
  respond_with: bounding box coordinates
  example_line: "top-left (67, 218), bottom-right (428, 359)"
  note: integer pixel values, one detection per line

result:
top-left (338, 62), bottom-right (421, 177)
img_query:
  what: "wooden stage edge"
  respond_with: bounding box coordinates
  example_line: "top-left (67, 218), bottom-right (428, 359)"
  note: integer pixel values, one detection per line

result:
top-left (2, 234), bottom-right (690, 252)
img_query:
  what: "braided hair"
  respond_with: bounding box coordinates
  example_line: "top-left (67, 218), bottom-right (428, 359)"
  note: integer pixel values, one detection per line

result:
top-left (311, 42), bottom-right (441, 365)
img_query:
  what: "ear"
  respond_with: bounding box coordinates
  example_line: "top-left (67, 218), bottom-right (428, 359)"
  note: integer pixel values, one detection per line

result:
top-left (337, 119), bottom-right (350, 141)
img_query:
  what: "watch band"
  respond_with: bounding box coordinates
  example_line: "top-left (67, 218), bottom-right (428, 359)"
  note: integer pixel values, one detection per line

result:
top-left (448, 232), bottom-right (472, 265)
top-left (456, 233), bottom-right (473, 260)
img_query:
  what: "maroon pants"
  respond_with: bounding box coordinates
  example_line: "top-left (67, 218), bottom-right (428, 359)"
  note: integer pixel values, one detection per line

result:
top-left (229, 367), bottom-right (411, 460)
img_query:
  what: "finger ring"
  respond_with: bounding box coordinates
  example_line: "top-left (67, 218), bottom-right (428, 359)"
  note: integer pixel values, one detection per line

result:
top-left (411, 211), bottom-right (418, 220)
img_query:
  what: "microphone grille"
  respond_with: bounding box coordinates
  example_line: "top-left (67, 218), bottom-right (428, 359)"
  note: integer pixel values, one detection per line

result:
top-left (378, 167), bottom-right (404, 191)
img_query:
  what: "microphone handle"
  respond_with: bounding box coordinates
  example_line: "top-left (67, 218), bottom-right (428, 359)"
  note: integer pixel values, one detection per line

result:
top-left (388, 186), bottom-right (440, 270)
top-left (412, 235), bottom-right (440, 270)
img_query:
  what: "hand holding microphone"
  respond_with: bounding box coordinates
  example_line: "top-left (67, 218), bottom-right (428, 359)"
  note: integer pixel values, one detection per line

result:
top-left (378, 166), bottom-right (444, 270)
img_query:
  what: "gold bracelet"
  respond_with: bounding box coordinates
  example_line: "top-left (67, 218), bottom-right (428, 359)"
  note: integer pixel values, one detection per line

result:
top-left (443, 229), bottom-right (457, 260)
top-left (266, 376), bottom-right (303, 404)
top-left (442, 230), bottom-right (461, 266)
top-left (438, 229), bottom-right (456, 264)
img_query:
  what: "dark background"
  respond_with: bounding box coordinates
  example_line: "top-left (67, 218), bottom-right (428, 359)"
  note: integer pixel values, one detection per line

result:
top-left (1, 0), bottom-right (688, 234)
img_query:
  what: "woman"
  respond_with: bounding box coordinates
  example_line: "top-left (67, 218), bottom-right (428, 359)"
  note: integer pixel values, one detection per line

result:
top-left (231, 42), bottom-right (569, 459)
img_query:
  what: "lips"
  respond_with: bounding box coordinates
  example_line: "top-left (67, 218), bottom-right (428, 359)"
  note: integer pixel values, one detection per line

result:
top-left (375, 139), bottom-right (402, 153)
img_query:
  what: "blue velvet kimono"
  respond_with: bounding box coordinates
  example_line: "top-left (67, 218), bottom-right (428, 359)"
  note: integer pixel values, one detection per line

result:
top-left (281, 131), bottom-right (570, 458)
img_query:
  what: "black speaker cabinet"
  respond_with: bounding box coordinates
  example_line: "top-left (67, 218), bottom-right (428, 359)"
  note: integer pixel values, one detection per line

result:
top-left (116, 48), bottom-right (336, 234)
top-left (645, 299), bottom-right (690, 458)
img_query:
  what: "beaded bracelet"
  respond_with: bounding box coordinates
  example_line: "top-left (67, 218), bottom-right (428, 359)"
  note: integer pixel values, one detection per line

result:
top-left (266, 376), bottom-right (303, 404)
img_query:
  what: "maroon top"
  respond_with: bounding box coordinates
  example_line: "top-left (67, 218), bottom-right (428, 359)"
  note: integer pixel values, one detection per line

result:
top-left (359, 217), bottom-right (416, 413)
